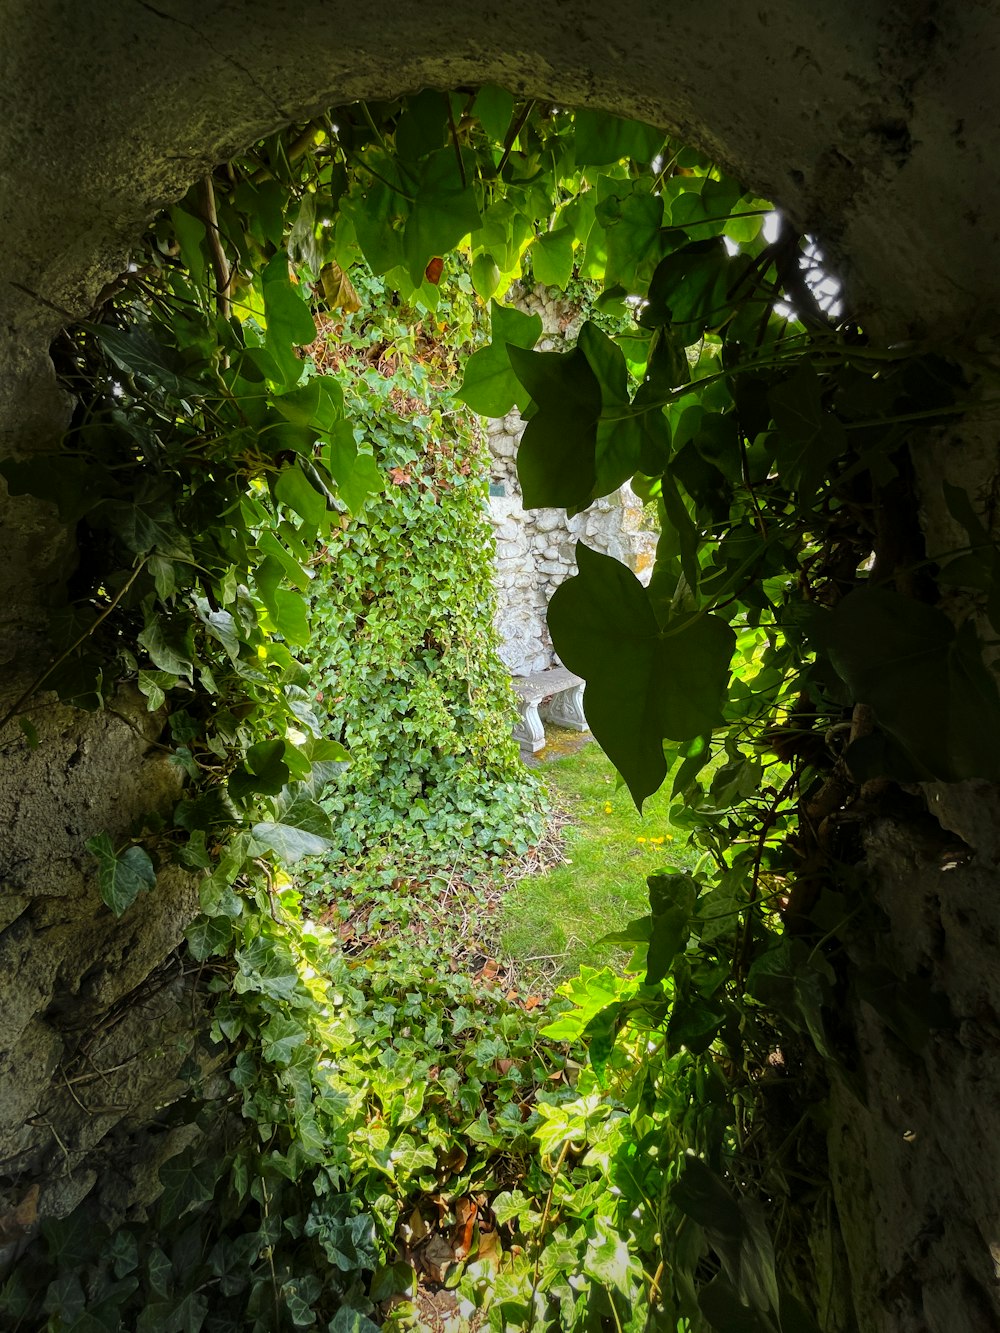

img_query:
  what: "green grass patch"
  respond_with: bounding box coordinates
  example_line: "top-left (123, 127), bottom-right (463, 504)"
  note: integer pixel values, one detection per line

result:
top-left (498, 734), bottom-right (698, 988)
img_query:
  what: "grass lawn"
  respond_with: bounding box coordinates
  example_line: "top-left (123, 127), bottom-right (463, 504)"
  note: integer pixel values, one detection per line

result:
top-left (497, 731), bottom-right (698, 990)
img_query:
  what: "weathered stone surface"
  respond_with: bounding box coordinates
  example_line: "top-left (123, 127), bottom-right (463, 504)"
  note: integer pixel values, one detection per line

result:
top-left (3, 4), bottom-right (1000, 1324)
top-left (0, 686), bottom-right (204, 1235)
top-left (485, 286), bottom-right (658, 674)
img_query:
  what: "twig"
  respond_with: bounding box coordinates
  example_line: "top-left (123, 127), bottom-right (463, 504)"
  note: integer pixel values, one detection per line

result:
top-left (527, 1138), bottom-right (570, 1332)
top-left (496, 100), bottom-right (536, 178)
top-left (197, 176), bottom-right (232, 322)
top-left (446, 95), bottom-right (467, 189)
top-left (0, 556), bottom-right (149, 736)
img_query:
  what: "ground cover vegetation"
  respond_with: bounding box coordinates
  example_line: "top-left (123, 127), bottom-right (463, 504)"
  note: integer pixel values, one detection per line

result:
top-left (498, 739), bottom-right (697, 989)
top-left (0, 86), bottom-right (992, 1331)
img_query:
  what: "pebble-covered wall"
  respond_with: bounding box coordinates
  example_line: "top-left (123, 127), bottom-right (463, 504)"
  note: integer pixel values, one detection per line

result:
top-left (485, 287), bottom-right (657, 676)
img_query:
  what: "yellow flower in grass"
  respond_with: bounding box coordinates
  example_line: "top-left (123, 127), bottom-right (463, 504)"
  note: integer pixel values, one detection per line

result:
top-left (637, 837), bottom-right (647, 844)
top-left (604, 802), bottom-right (613, 813)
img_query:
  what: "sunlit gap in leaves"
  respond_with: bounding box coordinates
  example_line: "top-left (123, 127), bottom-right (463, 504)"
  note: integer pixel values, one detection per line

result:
top-left (762, 209), bottom-right (845, 320)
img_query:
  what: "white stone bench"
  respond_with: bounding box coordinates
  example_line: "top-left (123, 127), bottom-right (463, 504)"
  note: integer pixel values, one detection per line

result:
top-left (511, 666), bottom-right (588, 752)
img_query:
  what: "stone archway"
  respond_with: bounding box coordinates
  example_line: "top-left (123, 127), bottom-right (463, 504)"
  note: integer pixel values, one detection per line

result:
top-left (3, 6), bottom-right (1000, 1328)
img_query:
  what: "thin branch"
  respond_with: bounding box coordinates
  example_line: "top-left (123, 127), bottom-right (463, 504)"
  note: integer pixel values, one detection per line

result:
top-left (446, 94), bottom-right (467, 189)
top-left (197, 176), bottom-right (232, 322)
top-left (0, 556), bottom-right (149, 735)
top-left (496, 99), bottom-right (535, 178)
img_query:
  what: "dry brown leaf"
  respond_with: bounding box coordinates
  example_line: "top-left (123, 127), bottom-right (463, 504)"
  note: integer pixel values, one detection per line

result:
top-left (438, 1144), bottom-right (468, 1175)
top-left (408, 1205), bottom-right (429, 1243)
top-left (0, 1185), bottom-right (39, 1243)
top-left (320, 261), bottom-right (362, 313)
top-left (419, 1233), bottom-right (456, 1283)
top-left (452, 1196), bottom-right (478, 1259)
top-left (476, 1227), bottom-right (502, 1270)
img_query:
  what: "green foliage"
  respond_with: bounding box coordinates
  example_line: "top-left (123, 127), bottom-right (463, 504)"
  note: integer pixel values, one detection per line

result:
top-left (0, 85), bottom-right (988, 1333)
top-left (303, 273), bottom-right (543, 875)
top-left (498, 739), bottom-right (696, 986)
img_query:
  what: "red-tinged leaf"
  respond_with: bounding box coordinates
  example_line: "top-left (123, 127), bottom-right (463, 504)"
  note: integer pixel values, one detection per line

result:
top-left (424, 256), bottom-right (444, 285)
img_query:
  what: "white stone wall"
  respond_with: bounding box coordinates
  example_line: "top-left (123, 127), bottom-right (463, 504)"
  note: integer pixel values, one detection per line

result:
top-left (486, 286), bottom-right (657, 676)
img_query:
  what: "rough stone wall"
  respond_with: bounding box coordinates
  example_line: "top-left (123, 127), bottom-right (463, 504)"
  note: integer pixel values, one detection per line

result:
top-left (3, 5), bottom-right (1000, 1326)
top-left (485, 287), bottom-right (657, 675)
top-left (0, 686), bottom-right (212, 1265)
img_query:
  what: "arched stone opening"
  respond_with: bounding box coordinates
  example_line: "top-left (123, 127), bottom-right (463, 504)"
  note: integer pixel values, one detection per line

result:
top-left (3, 7), bottom-right (1000, 1328)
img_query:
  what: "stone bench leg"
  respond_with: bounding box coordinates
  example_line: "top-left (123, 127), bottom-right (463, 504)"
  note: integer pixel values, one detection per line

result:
top-left (541, 682), bottom-right (587, 731)
top-left (513, 698), bottom-right (546, 752)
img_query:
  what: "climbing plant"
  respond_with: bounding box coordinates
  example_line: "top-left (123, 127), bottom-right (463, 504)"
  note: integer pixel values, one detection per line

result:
top-left (304, 267), bottom-right (543, 878)
top-left (0, 86), bottom-right (992, 1332)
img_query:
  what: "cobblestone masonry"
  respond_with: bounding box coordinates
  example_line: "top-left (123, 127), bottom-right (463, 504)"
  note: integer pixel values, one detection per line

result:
top-left (485, 287), bottom-right (657, 675)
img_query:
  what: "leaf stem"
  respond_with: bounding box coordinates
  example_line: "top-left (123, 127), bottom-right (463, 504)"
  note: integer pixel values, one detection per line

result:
top-left (0, 556), bottom-right (149, 736)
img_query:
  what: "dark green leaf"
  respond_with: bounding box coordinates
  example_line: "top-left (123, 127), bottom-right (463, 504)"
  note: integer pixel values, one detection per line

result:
top-left (819, 586), bottom-right (1000, 781)
top-left (86, 833), bottom-right (156, 915)
top-left (252, 786), bottom-right (335, 862)
top-left (138, 613), bottom-right (195, 680)
top-left (404, 149), bottom-right (481, 286)
top-left (548, 544), bottom-right (735, 806)
top-left (458, 301), bottom-right (542, 416)
top-left (185, 913), bottom-right (233, 961)
top-left (769, 365), bottom-right (846, 502)
top-left (640, 239), bottom-right (733, 344)
top-left (473, 85), bottom-right (516, 144)
top-left (573, 110), bottom-right (664, 166)
top-left (510, 343), bottom-right (601, 510)
top-left (85, 322), bottom-right (205, 399)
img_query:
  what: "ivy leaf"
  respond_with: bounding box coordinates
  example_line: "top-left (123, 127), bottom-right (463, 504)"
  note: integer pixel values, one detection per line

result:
top-left (404, 148), bottom-right (482, 286)
top-left (261, 1014), bottom-right (309, 1066)
top-left (640, 238), bottom-right (733, 344)
top-left (510, 343), bottom-right (600, 510)
top-left (86, 832), bottom-right (156, 916)
top-left (531, 226), bottom-right (575, 288)
top-left (185, 913), bottom-right (233, 961)
top-left (577, 321), bottom-right (646, 501)
top-left (138, 612), bottom-right (195, 680)
top-left (252, 785), bottom-right (335, 862)
top-left (548, 544), bottom-right (735, 807)
top-left (262, 252), bottom-right (316, 384)
top-left (229, 739), bottom-right (290, 801)
top-left (325, 422), bottom-right (384, 514)
top-left (85, 322), bottom-right (205, 400)
top-left (458, 301), bottom-right (542, 416)
top-left (344, 174), bottom-right (406, 275)
top-left (157, 1151), bottom-right (221, 1225)
top-left (604, 191), bottom-right (666, 291)
top-left (97, 492), bottom-right (193, 560)
top-left (573, 110), bottom-right (664, 166)
top-left (138, 669), bottom-right (176, 711)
